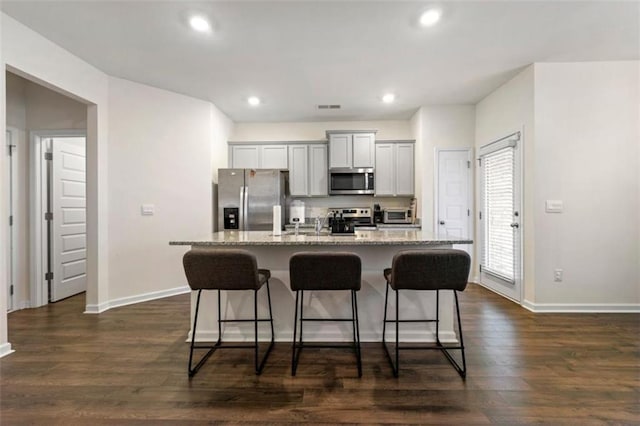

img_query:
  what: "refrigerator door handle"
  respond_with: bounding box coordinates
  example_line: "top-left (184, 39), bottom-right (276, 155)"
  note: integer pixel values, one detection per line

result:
top-left (243, 185), bottom-right (249, 230)
top-left (239, 186), bottom-right (245, 231)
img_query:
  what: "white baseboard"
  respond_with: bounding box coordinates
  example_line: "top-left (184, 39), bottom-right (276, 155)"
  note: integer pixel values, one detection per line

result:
top-left (522, 300), bottom-right (640, 313)
top-left (84, 286), bottom-right (190, 314)
top-left (0, 342), bottom-right (14, 358)
top-left (7, 300), bottom-right (31, 313)
top-left (188, 329), bottom-right (458, 344)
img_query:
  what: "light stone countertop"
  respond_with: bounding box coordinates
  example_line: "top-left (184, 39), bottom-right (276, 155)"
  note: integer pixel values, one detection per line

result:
top-left (170, 230), bottom-right (472, 247)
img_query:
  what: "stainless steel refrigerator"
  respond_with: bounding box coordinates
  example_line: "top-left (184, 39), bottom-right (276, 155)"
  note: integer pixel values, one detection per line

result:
top-left (217, 169), bottom-right (287, 231)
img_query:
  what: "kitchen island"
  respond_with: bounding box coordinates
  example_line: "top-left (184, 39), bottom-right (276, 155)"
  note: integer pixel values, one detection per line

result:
top-left (170, 230), bottom-right (472, 343)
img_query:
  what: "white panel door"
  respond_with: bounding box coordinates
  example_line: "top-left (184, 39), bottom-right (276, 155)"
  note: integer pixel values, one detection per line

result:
top-left (437, 150), bottom-right (470, 238)
top-left (51, 137), bottom-right (87, 302)
top-left (479, 132), bottom-right (522, 303)
top-left (308, 144), bottom-right (328, 196)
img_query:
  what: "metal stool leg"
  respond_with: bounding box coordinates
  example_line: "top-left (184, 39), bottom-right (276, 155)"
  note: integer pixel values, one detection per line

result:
top-left (352, 290), bottom-right (362, 377)
top-left (188, 289), bottom-right (221, 378)
top-left (254, 281), bottom-right (275, 375)
top-left (436, 290), bottom-right (466, 378)
top-left (382, 282), bottom-right (399, 377)
top-left (291, 290), bottom-right (305, 376)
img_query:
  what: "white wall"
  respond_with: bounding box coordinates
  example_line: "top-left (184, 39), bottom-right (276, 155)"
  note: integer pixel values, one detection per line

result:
top-left (107, 77), bottom-right (217, 302)
top-left (230, 120), bottom-right (413, 141)
top-left (475, 66), bottom-right (535, 301)
top-left (412, 106), bottom-right (476, 232)
top-left (1, 12), bottom-right (110, 355)
top-left (5, 72), bottom-right (87, 308)
top-left (533, 61), bottom-right (639, 307)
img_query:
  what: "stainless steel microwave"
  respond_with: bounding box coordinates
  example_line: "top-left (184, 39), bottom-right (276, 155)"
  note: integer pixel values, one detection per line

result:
top-left (329, 168), bottom-right (375, 195)
top-left (383, 208), bottom-right (412, 224)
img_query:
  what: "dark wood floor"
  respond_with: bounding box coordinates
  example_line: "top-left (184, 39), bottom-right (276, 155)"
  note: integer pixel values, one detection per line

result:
top-left (1, 284), bottom-right (638, 425)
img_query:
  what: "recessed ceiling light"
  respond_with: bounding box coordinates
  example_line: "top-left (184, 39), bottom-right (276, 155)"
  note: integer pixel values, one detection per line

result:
top-left (382, 93), bottom-right (395, 103)
top-left (248, 96), bottom-right (261, 106)
top-left (419, 9), bottom-right (441, 27)
top-left (189, 15), bottom-right (211, 33)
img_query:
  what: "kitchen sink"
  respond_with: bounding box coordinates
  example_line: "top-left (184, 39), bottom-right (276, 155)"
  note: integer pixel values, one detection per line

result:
top-left (284, 230), bottom-right (332, 236)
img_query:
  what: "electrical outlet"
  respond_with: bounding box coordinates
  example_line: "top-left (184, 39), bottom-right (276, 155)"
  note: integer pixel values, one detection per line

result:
top-left (554, 269), bottom-right (563, 282)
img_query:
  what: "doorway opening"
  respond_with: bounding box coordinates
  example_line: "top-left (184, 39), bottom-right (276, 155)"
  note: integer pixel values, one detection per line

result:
top-left (478, 131), bottom-right (523, 303)
top-left (5, 71), bottom-right (89, 311)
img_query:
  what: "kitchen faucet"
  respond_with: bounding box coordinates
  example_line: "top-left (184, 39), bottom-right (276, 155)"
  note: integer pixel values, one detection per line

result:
top-left (315, 211), bottom-right (334, 235)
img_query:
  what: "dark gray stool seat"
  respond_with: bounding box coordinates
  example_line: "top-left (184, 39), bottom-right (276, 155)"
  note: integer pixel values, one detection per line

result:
top-left (289, 252), bottom-right (362, 377)
top-left (182, 249), bottom-right (274, 377)
top-left (382, 249), bottom-right (471, 378)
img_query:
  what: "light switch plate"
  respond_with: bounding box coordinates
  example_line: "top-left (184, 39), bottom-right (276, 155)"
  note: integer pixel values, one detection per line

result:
top-left (545, 200), bottom-right (563, 213)
top-left (141, 204), bottom-right (155, 216)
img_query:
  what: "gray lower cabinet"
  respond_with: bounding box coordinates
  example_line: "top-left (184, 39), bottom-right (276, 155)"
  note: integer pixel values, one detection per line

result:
top-left (230, 144), bottom-right (288, 169)
top-left (375, 142), bottom-right (414, 196)
top-left (288, 144), bottom-right (328, 196)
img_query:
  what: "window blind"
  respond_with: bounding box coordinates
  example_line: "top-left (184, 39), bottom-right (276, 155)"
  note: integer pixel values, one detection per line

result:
top-left (481, 146), bottom-right (515, 283)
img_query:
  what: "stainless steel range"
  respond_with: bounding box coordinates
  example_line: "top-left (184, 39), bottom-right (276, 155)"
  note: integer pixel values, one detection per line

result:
top-left (328, 207), bottom-right (372, 227)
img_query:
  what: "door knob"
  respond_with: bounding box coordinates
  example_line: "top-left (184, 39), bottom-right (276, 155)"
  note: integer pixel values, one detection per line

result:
top-left (439, 221), bottom-right (445, 225)
top-left (510, 223), bottom-right (519, 228)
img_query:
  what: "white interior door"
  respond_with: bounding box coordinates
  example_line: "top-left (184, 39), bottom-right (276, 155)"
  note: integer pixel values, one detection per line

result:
top-left (51, 137), bottom-right (87, 302)
top-left (437, 149), bottom-right (471, 239)
top-left (479, 132), bottom-right (522, 303)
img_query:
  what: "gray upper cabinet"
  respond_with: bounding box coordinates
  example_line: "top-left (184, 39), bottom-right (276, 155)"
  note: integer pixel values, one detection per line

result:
top-left (230, 144), bottom-right (288, 169)
top-left (375, 141), bottom-right (415, 196)
top-left (328, 132), bottom-right (375, 169)
top-left (288, 143), bottom-right (328, 197)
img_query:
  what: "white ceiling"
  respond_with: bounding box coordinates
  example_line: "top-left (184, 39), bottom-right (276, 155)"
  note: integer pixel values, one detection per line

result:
top-left (2, 1), bottom-right (638, 123)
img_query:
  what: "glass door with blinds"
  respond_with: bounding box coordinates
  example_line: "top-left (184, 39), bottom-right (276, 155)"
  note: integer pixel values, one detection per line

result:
top-left (479, 131), bottom-right (522, 302)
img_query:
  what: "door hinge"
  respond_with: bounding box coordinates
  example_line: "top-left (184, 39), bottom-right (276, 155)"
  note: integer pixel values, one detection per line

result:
top-left (9, 215), bottom-right (13, 226)
top-left (45, 272), bottom-right (53, 281)
top-left (8, 144), bottom-right (16, 156)
top-left (45, 212), bottom-right (53, 221)
top-left (467, 160), bottom-right (471, 169)
top-left (479, 264), bottom-right (483, 273)
top-left (45, 152), bottom-right (53, 161)
top-left (477, 158), bottom-right (482, 167)
top-left (467, 209), bottom-right (470, 217)
top-left (9, 285), bottom-right (14, 296)
top-left (479, 211), bottom-right (482, 220)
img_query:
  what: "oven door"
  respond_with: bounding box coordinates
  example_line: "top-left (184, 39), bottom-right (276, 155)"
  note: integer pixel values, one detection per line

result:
top-left (329, 170), bottom-right (374, 195)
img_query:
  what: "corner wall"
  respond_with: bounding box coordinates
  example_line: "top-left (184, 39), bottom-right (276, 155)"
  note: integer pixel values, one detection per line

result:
top-left (106, 76), bottom-right (219, 305)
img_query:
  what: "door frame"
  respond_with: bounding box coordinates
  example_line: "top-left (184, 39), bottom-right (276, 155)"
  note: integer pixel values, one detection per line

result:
top-left (29, 129), bottom-right (86, 308)
top-left (477, 130), bottom-right (524, 304)
top-left (434, 147), bottom-right (473, 239)
top-left (6, 127), bottom-right (18, 311)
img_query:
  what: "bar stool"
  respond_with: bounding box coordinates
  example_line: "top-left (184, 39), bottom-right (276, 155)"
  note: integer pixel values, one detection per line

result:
top-left (182, 248), bottom-right (274, 377)
top-left (289, 252), bottom-right (362, 377)
top-left (382, 249), bottom-right (471, 378)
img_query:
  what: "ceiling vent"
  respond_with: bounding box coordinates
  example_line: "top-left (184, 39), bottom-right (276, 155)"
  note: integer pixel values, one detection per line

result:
top-left (317, 104), bottom-right (341, 110)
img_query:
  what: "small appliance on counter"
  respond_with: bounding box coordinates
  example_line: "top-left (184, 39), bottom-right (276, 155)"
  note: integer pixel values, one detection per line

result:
top-left (373, 204), bottom-right (383, 224)
top-left (383, 207), bottom-right (412, 224)
top-left (289, 200), bottom-right (306, 225)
